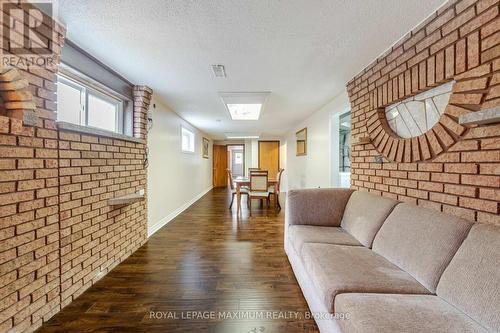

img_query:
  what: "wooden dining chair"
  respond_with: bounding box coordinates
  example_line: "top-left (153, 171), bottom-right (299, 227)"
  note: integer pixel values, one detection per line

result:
top-left (248, 173), bottom-right (269, 216)
top-left (227, 169), bottom-right (248, 209)
top-left (268, 168), bottom-right (284, 210)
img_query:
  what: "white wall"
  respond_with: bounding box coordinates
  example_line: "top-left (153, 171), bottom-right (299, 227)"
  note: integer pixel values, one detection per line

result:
top-left (285, 91), bottom-right (350, 191)
top-left (147, 96), bottom-right (213, 236)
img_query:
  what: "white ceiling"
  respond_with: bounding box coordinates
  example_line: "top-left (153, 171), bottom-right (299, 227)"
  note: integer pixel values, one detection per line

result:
top-left (58, 0), bottom-right (444, 140)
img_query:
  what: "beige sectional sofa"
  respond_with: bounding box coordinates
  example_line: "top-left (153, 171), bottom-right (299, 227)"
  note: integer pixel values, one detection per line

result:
top-left (285, 188), bottom-right (500, 333)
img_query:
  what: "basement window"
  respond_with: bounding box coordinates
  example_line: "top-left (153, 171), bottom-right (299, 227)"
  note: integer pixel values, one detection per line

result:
top-left (57, 68), bottom-right (127, 134)
top-left (181, 126), bottom-right (195, 153)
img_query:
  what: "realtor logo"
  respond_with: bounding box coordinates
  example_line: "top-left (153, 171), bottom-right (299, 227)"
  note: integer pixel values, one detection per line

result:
top-left (1, 0), bottom-right (58, 68)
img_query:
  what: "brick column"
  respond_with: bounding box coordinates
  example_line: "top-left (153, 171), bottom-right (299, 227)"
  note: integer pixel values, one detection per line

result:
top-left (0, 2), bottom-right (66, 332)
top-left (133, 86), bottom-right (153, 140)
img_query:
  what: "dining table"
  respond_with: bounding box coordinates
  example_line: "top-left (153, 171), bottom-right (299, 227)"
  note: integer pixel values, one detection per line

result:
top-left (234, 176), bottom-right (278, 214)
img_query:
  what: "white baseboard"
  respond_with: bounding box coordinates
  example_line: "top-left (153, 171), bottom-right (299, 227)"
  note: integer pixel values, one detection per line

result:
top-left (147, 186), bottom-right (213, 237)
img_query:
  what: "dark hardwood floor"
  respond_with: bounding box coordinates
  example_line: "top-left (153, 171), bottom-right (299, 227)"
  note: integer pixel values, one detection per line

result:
top-left (38, 188), bottom-right (318, 333)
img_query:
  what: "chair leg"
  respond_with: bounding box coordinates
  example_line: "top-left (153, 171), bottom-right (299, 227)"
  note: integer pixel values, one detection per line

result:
top-left (249, 197), bottom-right (252, 216)
top-left (229, 193), bottom-right (234, 209)
top-left (276, 193), bottom-right (281, 210)
top-left (267, 197), bottom-right (270, 208)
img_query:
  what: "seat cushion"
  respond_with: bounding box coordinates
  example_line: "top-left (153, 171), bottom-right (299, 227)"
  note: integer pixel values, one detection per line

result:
top-left (335, 293), bottom-right (488, 333)
top-left (372, 203), bottom-right (473, 292)
top-left (341, 191), bottom-right (399, 247)
top-left (288, 225), bottom-right (361, 256)
top-left (437, 224), bottom-right (500, 333)
top-left (301, 243), bottom-right (430, 313)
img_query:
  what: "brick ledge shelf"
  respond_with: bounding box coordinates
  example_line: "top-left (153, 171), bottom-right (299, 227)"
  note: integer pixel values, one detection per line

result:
top-left (459, 107), bottom-right (500, 126)
top-left (108, 192), bottom-right (145, 206)
top-left (57, 121), bottom-right (146, 144)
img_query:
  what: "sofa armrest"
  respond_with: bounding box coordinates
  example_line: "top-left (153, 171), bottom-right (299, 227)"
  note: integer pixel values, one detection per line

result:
top-left (285, 188), bottom-right (354, 227)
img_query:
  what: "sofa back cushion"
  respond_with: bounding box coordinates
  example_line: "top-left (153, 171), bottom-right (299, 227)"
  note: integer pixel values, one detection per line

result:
top-left (286, 188), bottom-right (353, 227)
top-left (341, 191), bottom-right (398, 247)
top-left (437, 224), bottom-right (500, 333)
top-left (372, 203), bottom-right (473, 292)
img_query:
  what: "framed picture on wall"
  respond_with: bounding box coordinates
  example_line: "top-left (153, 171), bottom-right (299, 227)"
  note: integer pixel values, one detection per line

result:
top-left (202, 137), bottom-right (209, 159)
top-left (296, 128), bottom-right (307, 156)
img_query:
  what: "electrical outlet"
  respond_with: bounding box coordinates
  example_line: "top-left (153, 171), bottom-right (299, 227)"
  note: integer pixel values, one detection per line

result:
top-left (138, 189), bottom-right (145, 196)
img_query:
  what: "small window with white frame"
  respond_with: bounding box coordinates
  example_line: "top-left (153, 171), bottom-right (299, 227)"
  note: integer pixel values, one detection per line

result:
top-left (57, 66), bottom-right (126, 134)
top-left (181, 126), bottom-right (195, 153)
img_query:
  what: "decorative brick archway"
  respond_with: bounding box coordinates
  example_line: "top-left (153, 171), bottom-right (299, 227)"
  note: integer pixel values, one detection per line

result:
top-left (346, 0), bottom-right (499, 224)
top-left (366, 63), bottom-right (496, 162)
top-left (0, 67), bottom-right (38, 126)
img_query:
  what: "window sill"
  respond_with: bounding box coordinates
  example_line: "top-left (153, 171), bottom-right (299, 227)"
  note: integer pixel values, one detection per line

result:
top-left (57, 122), bottom-right (146, 144)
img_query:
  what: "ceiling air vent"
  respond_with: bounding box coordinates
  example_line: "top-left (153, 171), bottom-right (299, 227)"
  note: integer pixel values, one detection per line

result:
top-left (211, 64), bottom-right (226, 78)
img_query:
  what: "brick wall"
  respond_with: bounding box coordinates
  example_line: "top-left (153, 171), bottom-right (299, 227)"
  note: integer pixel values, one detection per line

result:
top-left (347, 0), bottom-right (499, 225)
top-left (57, 131), bottom-right (148, 310)
top-left (0, 2), bottom-right (151, 332)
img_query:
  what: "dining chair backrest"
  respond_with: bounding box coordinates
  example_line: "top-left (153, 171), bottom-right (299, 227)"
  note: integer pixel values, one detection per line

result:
top-left (276, 168), bottom-right (284, 192)
top-left (250, 170), bottom-right (268, 176)
top-left (227, 169), bottom-right (235, 190)
top-left (250, 174), bottom-right (268, 192)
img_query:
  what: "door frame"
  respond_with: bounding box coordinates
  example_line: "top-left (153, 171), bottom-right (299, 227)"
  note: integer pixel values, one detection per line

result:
top-left (227, 144), bottom-right (245, 178)
top-left (331, 108), bottom-right (351, 188)
top-left (258, 140), bottom-right (280, 170)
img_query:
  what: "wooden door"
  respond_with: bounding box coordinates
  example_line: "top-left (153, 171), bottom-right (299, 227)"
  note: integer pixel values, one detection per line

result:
top-left (213, 145), bottom-right (228, 187)
top-left (258, 141), bottom-right (280, 179)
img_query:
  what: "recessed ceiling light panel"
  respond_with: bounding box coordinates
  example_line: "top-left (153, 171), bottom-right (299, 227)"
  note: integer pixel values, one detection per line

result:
top-left (220, 92), bottom-right (270, 121)
top-left (227, 103), bottom-right (261, 120)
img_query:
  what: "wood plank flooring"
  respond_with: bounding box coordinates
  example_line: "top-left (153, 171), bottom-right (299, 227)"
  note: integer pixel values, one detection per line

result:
top-left (37, 188), bottom-right (319, 333)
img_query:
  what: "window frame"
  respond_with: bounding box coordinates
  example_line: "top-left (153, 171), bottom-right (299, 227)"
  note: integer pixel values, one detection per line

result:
top-left (57, 64), bottom-right (128, 134)
top-left (180, 125), bottom-right (195, 153)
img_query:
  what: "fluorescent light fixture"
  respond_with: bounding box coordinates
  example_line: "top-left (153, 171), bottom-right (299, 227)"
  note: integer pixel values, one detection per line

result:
top-left (225, 133), bottom-right (260, 139)
top-left (220, 92), bottom-right (270, 121)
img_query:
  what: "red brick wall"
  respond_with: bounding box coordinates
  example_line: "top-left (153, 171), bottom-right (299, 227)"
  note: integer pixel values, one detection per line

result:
top-left (347, 0), bottom-right (499, 225)
top-left (0, 2), bottom-right (151, 332)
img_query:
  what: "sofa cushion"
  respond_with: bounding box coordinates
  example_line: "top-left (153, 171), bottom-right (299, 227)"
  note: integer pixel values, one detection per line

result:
top-left (335, 293), bottom-right (488, 333)
top-left (301, 243), bottom-right (430, 312)
top-left (286, 188), bottom-right (353, 227)
top-left (372, 203), bottom-right (473, 292)
top-left (341, 191), bottom-right (398, 247)
top-left (288, 225), bottom-right (361, 256)
top-left (437, 224), bottom-right (500, 333)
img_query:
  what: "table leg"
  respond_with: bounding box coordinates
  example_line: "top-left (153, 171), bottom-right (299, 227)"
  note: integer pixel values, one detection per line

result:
top-left (236, 183), bottom-right (241, 214)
